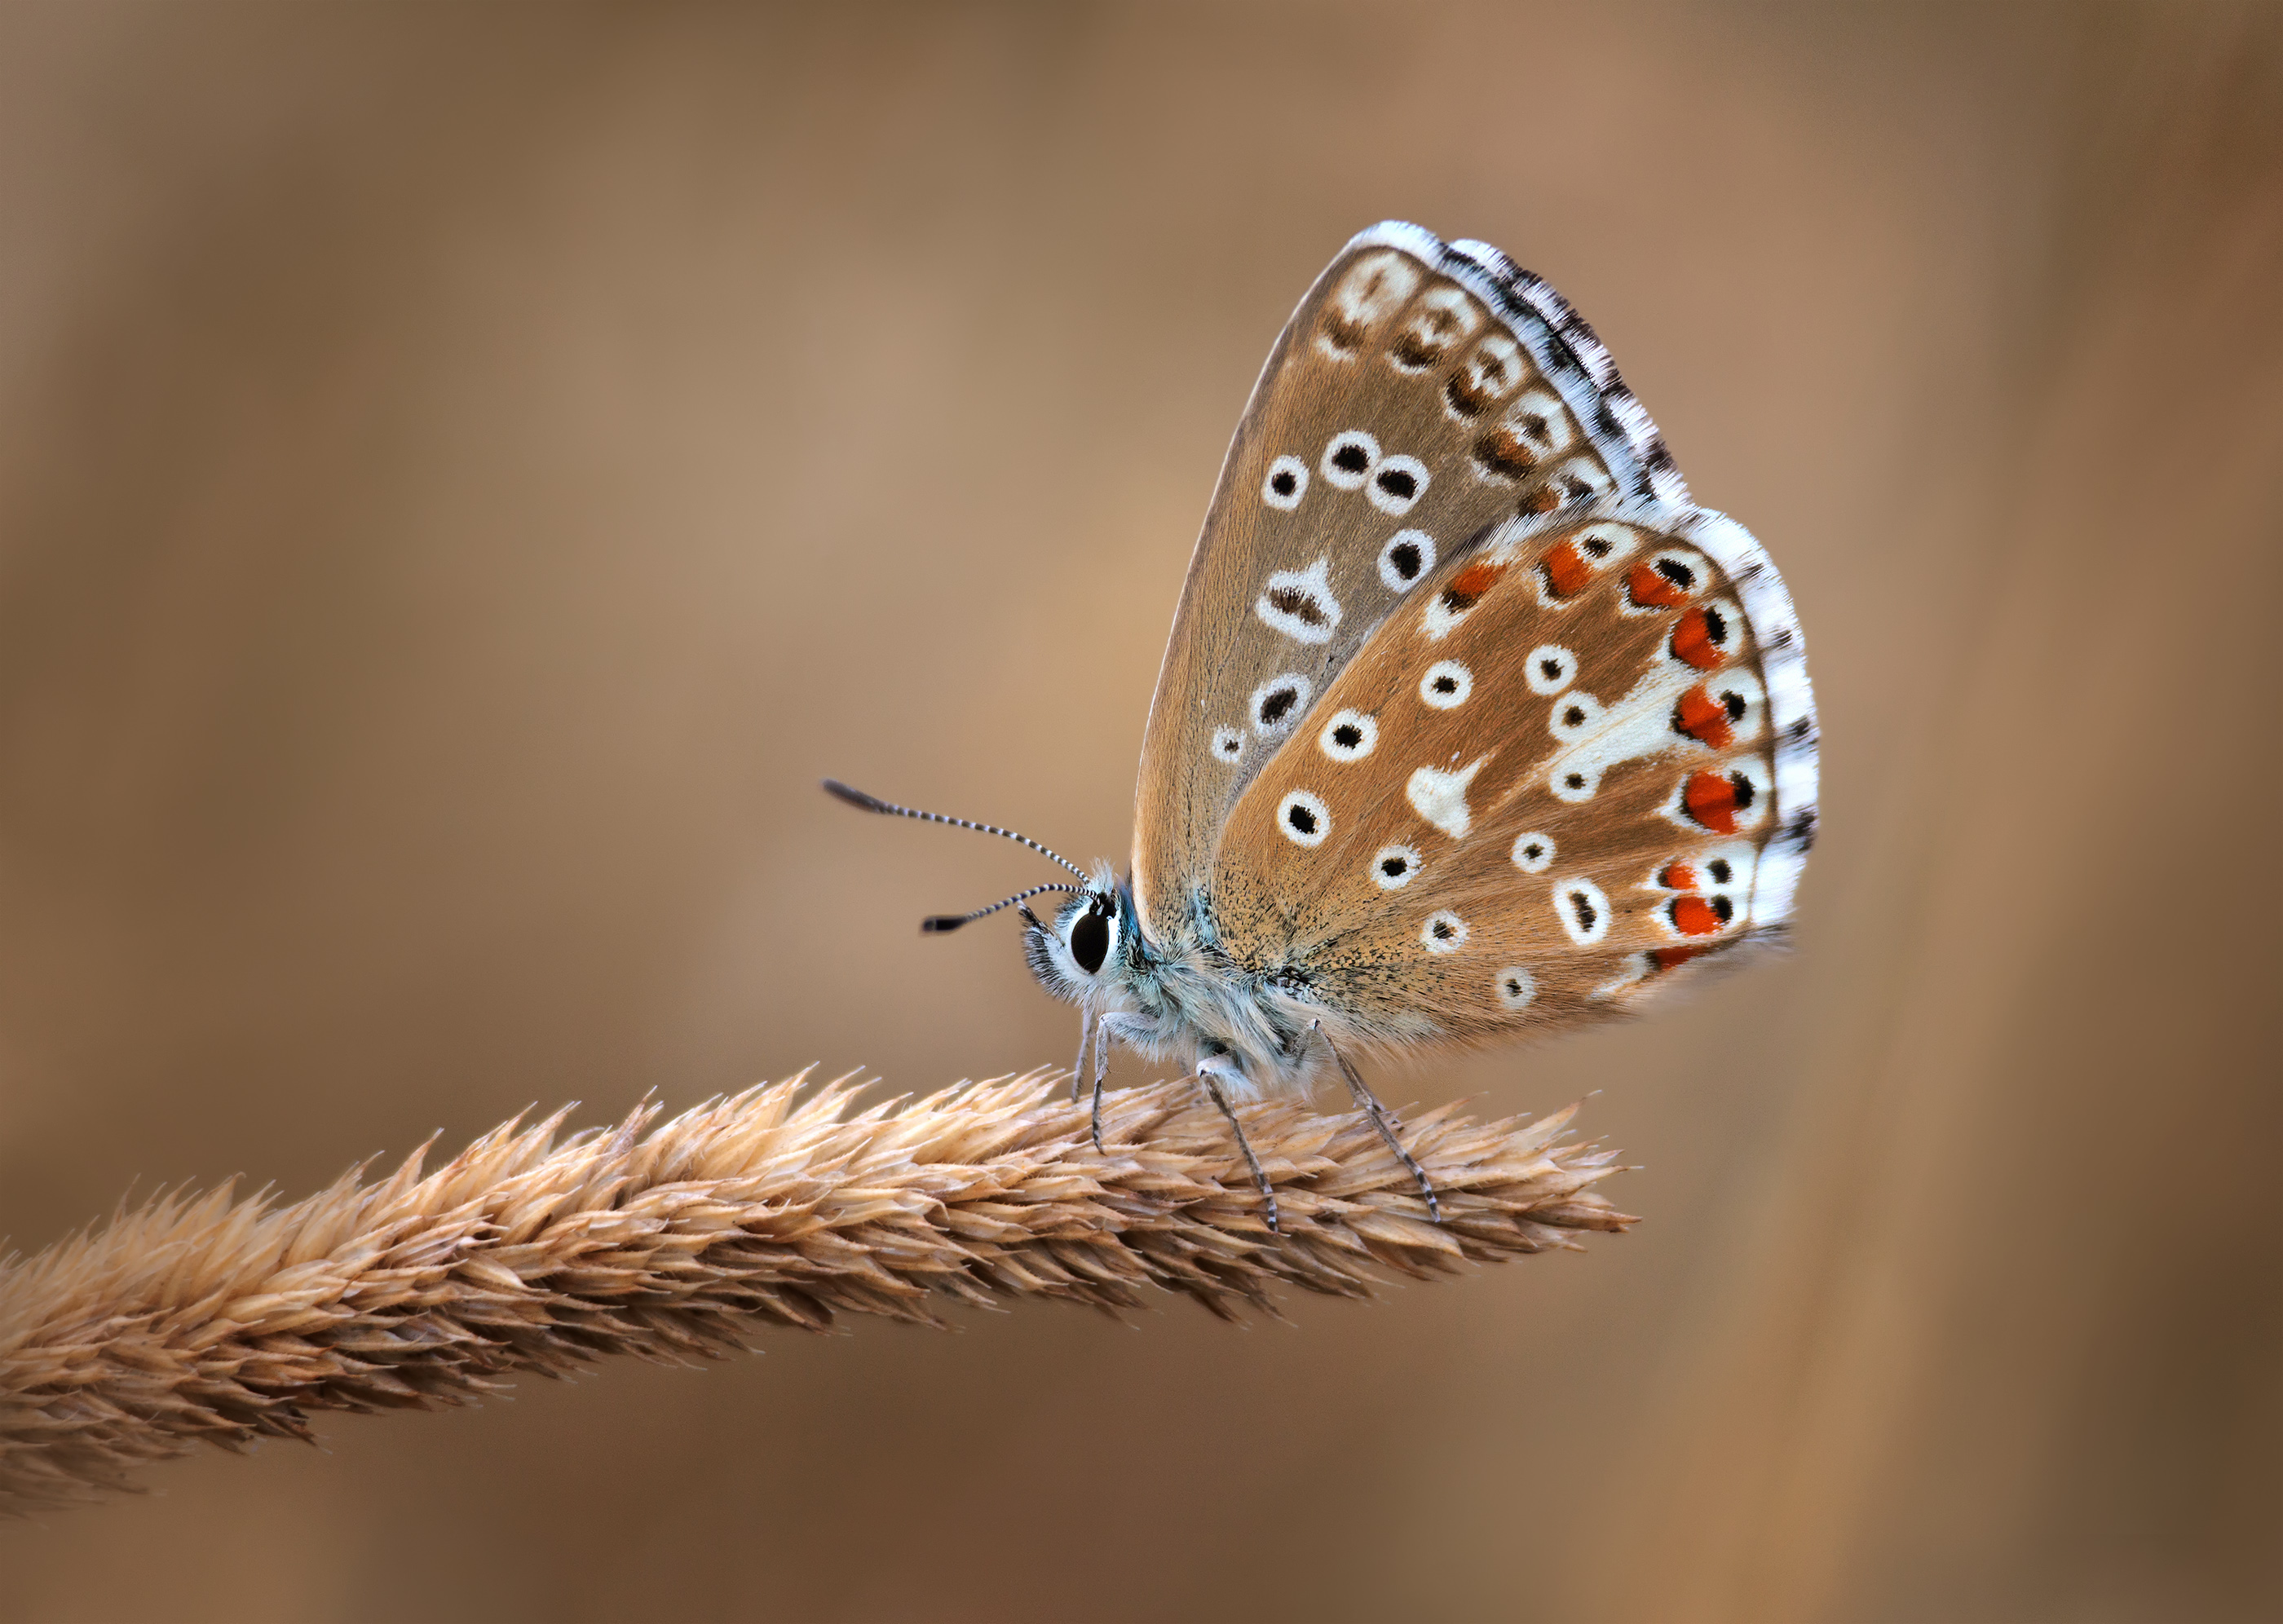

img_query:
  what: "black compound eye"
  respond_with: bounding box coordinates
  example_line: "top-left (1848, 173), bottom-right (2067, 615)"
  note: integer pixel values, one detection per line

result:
top-left (1069, 907), bottom-right (1111, 975)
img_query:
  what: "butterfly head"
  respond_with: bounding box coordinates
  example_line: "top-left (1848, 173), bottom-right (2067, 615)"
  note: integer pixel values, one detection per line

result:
top-left (1021, 863), bottom-right (1136, 1004)
top-left (822, 779), bottom-right (1148, 1007)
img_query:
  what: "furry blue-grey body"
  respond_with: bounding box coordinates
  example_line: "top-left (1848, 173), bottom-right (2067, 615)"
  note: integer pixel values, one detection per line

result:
top-left (1022, 862), bottom-right (1362, 1100)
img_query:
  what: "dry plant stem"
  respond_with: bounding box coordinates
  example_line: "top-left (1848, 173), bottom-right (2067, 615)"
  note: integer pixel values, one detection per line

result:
top-left (0, 1071), bottom-right (1631, 1516)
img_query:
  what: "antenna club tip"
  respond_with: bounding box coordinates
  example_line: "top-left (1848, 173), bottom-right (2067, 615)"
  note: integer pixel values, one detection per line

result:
top-left (920, 916), bottom-right (966, 933)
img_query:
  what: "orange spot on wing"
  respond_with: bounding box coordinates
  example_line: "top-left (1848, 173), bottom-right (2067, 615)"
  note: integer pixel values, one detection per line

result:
top-left (1671, 606), bottom-right (1729, 671)
top-left (1659, 861), bottom-right (1698, 890)
top-left (1683, 770), bottom-right (1741, 833)
top-left (1627, 562), bottom-right (1688, 608)
top-left (1672, 683), bottom-right (1736, 749)
top-left (1442, 560), bottom-right (1508, 608)
top-left (1649, 945), bottom-right (1706, 973)
top-left (1670, 896), bottom-right (1725, 937)
top-left (1540, 539), bottom-right (1592, 598)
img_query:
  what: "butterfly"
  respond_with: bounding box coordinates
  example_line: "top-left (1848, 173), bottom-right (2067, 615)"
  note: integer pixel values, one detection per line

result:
top-left (828, 221), bottom-right (1817, 1230)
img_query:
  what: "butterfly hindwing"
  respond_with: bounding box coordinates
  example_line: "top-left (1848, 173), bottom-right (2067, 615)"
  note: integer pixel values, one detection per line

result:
top-left (1131, 223), bottom-right (1689, 945)
top-left (1205, 497), bottom-right (1817, 1053)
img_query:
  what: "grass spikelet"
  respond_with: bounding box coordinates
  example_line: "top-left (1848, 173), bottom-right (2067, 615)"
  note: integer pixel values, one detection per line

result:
top-left (0, 1071), bottom-right (1631, 1516)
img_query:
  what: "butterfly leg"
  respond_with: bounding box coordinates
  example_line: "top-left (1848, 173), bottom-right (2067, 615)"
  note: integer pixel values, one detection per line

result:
top-left (1070, 1009), bottom-right (1093, 1105)
top-left (1311, 1022), bottom-right (1441, 1222)
top-left (1088, 1016), bottom-right (1111, 1154)
top-left (1196, 1057), bottom-right (1280, 1235)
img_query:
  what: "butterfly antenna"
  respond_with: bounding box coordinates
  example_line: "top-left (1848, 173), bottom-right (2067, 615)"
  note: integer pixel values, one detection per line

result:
top-left (921, 883), bottom-right (1081, 935)
top-left (822, 779), bottom-right (1092, 882)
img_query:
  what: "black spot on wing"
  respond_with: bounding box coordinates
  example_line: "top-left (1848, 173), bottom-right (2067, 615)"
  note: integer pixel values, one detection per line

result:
top-left (1265, 585), bottom-right (1330, 628)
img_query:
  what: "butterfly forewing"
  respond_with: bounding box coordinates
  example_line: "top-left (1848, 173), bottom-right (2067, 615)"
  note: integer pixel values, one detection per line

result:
top-left (1131, 223), bottom-right (1689, 945)
top-left (1206, 497), bottom-right (1817, 1051)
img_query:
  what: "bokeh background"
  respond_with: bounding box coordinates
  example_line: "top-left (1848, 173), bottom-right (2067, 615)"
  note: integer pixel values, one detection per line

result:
top-left (2, 3), bottom-right (2278, 1620)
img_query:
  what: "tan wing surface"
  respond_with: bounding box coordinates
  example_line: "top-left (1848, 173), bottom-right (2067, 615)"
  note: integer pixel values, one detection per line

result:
top-left (1205, 499), bottom-right (1817, 1052)
top-left (1130, 223), bottom-right (1687, 945)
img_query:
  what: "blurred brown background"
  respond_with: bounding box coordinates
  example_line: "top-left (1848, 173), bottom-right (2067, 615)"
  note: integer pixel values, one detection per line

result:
top-left (1, 2), bottom-right (2277, 1620)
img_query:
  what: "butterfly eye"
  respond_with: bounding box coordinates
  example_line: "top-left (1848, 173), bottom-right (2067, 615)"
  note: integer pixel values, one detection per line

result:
top-left (1319, 709), bottom-right (1378, 762)
top-left (1277, 790), bottom-right (1331, 847)
top-left (1548, 691), bottom-right (1605, 743)
top-left (1511, 832), bottom-right (1556, 873)
top-left (1495, 966), bottom-right (1537, 1010)
top-left (1321, 430), bottom-right (1380, 489)
top-left (1261, 456), bottom-right (1309, 510)
top-left (1368, 456), bottom-right (1429, 516)
top-left (1420, 911), bottom-right (1468, 953)
top-left (1554, 880), bottom-right (1613, 946)
top-left (1250, 673), bottom-right (1313, 735)
top-left (1420, 660), bottom-right (1473, 708)
top-left (1372, 844), bottom-right (1422, 890)
top-left (1377, 529), bottom-right (1437, 592)
top-left (1067, 904), bottom-right (1112, 976)
top-left (1524, 644), bottom-right (1578, 695)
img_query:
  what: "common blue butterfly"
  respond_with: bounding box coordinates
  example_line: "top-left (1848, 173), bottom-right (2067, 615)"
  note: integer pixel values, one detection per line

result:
top-left (829, 223), bottom-right (1818, 1229)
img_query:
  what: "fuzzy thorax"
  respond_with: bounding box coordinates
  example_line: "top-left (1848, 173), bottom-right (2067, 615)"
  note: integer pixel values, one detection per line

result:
top-left (1022, 861), bottom-right (1364, 1098)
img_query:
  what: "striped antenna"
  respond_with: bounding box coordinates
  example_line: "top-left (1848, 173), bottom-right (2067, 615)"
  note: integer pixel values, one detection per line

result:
top-left (821, 779), bottom-right (1093, 883)
top-left (921, 883), bottom-right (1082, 935)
